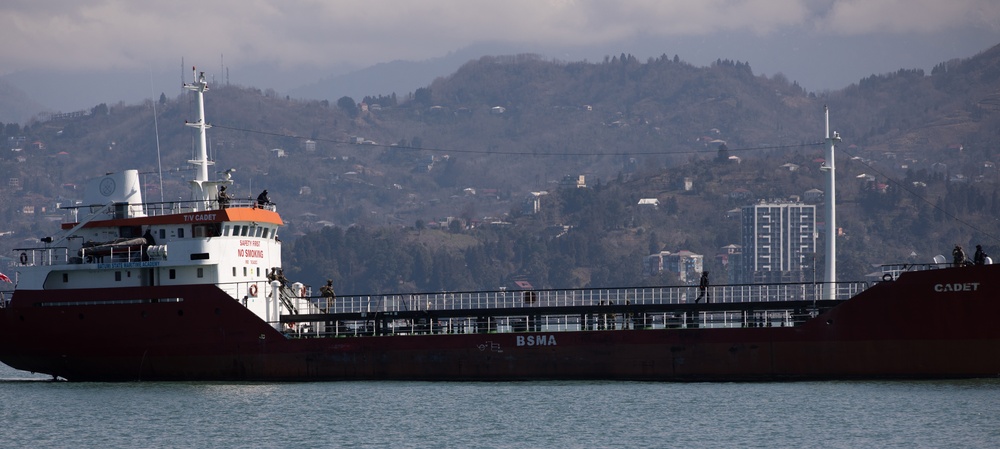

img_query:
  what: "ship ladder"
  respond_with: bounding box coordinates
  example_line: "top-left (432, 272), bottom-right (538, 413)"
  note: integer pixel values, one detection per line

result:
top-left (276, 286), bottom-right (299, 315)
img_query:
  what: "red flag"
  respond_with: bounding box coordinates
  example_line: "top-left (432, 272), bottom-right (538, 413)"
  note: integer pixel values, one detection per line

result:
top-left (0, 272), bottom-right (11, 283)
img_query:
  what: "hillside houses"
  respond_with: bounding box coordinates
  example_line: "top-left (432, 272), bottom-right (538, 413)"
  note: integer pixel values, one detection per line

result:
top-left (644, 250), bottom-right (704, 283)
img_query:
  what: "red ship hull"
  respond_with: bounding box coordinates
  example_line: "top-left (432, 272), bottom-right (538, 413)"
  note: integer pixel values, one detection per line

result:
top-left (2, 265), bottom-right (999, 381)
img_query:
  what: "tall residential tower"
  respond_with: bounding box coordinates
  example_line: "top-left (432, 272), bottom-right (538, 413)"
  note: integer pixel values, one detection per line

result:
top-left (740, 201), bottom-right (817, 283)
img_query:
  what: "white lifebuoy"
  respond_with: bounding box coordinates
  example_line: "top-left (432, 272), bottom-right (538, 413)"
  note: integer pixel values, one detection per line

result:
top-left (882, 273), bottom-right (893, 282)
top-left (249, 284), bottom-right (258, 297)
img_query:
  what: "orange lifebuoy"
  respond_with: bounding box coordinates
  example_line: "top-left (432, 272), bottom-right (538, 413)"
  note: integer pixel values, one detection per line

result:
top-left (300, 286), bottom-right (307, 297)
top-left (249, 284), bottom-right (258, 297)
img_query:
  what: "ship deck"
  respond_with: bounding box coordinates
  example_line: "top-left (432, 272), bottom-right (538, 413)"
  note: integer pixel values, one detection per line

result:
top-left (278, 280), bottom-right (867, 338)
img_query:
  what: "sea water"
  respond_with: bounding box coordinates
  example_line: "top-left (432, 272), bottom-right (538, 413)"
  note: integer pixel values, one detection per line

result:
top-left (1, 363), bottom-right (998, 448)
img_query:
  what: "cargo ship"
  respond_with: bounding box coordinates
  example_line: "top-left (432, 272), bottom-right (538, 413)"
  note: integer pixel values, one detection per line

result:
top-left (1, 70), bottom-right (999, 382)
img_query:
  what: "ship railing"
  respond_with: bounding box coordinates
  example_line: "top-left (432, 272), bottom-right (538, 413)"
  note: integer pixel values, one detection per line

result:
top-left (283, 305), bottom-right (827, 338)
top-left (77, 246), bottom-right (146, 264)
top-left (13, 247), bottom-right (74, 267)
top-left (13, 247), bottom-right (65, 267)
top-left (876, 262), bottom-right (950, 281)
top-left (12, 245), bottom-right (151, 267)
top-left (138, 198), bottom-right (276, 216)
top-left (291, 281), bottom-right (870, 316)
top-left (62, 198), bottom-right (277, 218)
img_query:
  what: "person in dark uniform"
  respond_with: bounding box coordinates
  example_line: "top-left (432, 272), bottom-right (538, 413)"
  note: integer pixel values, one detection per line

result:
top-left (257, 189), bottom-right (270, 208)
top-left (696, 271), bottom-right (710, 303)
top-left (974, 245), bottom-right (988, 265)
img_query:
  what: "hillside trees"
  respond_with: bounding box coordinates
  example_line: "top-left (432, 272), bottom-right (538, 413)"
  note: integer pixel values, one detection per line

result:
top-left (337, 96), bottom-right (359, 118)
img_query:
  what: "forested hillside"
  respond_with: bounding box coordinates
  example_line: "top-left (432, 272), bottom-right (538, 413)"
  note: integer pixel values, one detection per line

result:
top-left (3, 45), bottom-right (1000, 292)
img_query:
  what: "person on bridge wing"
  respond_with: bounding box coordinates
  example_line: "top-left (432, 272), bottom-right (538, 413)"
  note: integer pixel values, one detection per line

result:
top-left (217, 185), bottom-right (231, 209)
top-left (256, 189), bottom-right (270, 208)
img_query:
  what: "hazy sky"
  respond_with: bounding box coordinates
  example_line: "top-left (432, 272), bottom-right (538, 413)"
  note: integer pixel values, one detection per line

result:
top-left (3, 0), bottom-right (1000, 112)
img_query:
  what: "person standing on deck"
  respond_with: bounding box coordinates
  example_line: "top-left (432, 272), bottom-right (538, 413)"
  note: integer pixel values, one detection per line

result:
top-left (953, 245), bottom-right (968, 267)
top-left (696, 271), bottom-right (710, 303)
top-left (320, 279), bottom-right (336, 312)
top-left (974, 245), bottom-right (988, 265)
top-left (217, 185), bottom-right (231, 209)
top-left (256, 189), bottom-right (270, 208)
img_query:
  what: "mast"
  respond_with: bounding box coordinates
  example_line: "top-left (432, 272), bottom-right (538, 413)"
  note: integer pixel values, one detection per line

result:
top-left (823, 106), bottom-right (841, 299)
top-left (184, 67), bottom-right (213, 211)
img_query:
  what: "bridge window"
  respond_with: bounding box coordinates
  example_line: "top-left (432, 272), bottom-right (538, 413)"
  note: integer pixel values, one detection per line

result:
top-left (194, 223), bottom-right (221, 238)
top-left (262, 227), bottom-right (270, 239)
top-left (119, 226), bottom-right (141, 238)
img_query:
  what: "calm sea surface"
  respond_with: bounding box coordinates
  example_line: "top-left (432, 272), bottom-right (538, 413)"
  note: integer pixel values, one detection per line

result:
top-left (1, 363), bottom-right (998, 448)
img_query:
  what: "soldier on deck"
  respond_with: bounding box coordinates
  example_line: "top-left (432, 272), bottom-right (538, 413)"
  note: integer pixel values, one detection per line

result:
top-left (217, 185), bottom-right (231, 209)
top-left (320, 279), bottom-right (336, 299)
top-left (320, 279), bottom-right (335, 296)
top-left (974, 245), bottom-right (988, 265)
top-left (319, 279), bottom-right (336, 313)
top-left (953, 245), bottom-right (968, 267)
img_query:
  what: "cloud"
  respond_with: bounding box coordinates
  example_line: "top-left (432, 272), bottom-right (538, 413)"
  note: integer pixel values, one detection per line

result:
top-left (816, 0), bottom-right (1000, 34)
top-left (2, 0), bottom-right (998, 74)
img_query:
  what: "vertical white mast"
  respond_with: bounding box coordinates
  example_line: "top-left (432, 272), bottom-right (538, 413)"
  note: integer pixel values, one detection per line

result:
top-left (824, 106), bottom-right (840, 299)
top-left (183, 67), bottom-right (213, 211)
